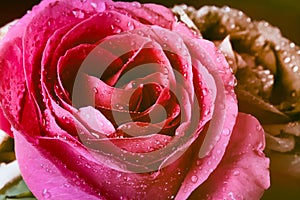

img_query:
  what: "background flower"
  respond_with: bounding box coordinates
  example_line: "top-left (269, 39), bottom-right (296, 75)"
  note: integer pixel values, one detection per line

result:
top-left (174, 4), bottom-right (300, 199)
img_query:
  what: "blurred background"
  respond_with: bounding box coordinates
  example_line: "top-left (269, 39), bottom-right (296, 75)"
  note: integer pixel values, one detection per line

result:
top-left (0, 0), bottom-right (299, 44)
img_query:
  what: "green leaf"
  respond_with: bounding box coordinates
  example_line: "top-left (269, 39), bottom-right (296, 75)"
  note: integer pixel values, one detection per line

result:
top-left (0, 179), bottom-right (36, 200)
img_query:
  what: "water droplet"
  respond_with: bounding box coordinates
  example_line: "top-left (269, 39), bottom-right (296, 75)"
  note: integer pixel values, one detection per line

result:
top-left (63, 183), bottom-right (70, 188)
top-left (130, 81), bottom-right (138, 89)
top-left (275, 45), bottom-right (281, 51)
top-left (93, 87), bottom-right (98, 94)
top-left (72, 9), bottom-right (85, 19)
top-left (263, 22), bottom-right (269, 27)
top-left (112, 27), bottom-right (122, 34)
top-left (42, 189), bottom-right (51, 199)
top-left (290, 43), bottom-right (296, 48)
top-left (230, 24), bottom-right (236, 29)
top-left (137, 30), bottom-right (143, 36)
top-left (233, 170), bottom-right (240, 176)
top-left (222, 128), bottom-right (230, 136)
top-left (292, 65), bottom-right (299, 72)
top-left (223, 6), bottom-right (231, 12)
top-left (90, 2), bottom-right (97, 9)
top-left (132, 2), bottom-right (141, 8)
top-left (256, 125), bottom-right (262, 132)
top-left (284, 57), bottom-right (291, 63)
top-left (115, 104), bottom-right (124, 110)
top-left (75, 180), bottom-right (81, 185)
top-left (85, 163), bottom-right (91, 169)
top-left (127, 21), bottom-right (133, 28)
top-left (114, 18), bottom-right (121, 23)
top-left (202, 88), bottom-right (209, 96)
top-left (191, 175), bottom-right (198, 183)
top-left (196, 160), bottom-right (202, 166)
top-left (47, 19), bottom-right (53, 27)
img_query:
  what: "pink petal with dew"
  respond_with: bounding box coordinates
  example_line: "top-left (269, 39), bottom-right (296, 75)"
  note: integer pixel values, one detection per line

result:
top-left (190, 113), bottom-right (270, 199)
top-left (175, 37), bottom-right (238, 199)
top-left (14, 128), bottom-right (194, 199)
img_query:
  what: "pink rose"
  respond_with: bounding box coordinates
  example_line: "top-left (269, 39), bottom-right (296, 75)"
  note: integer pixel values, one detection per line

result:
top-left (0, 0), bottom-right (269, 199)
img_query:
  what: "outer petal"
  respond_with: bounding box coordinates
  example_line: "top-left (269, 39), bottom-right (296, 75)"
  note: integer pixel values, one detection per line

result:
top-left (175, 37), bottom-right (238, 200)
top-left (14, 130), bottom-right (102, 200)
top-left (190, 113), bottom-right (270, 199)
top-left (14, 128), bottom-right (195, 199)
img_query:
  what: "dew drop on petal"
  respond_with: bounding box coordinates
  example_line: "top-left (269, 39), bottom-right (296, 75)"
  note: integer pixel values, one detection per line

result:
top-left (93, 87), bottom-right (98, 94)
top-left (85, 163), bottom-right (91, 169)
top-left (75, 180), bottom-right (81, 185)
top-left (131, 2), bottom-right (141, 8)
top-left (275, 45), bottom-right (281, 51)
top-left (256, 125), bottom-right (262, 132)
top-left (90, 2), bottom-right (97, 9)
top-left (72, 9), bottom-right (85, 18)
top-left (292, 65), bottom-right (299, 72)
top-left (191, 175), bottom-right (198, 183)
top-left (202, 88), bottom-right (209, 96)
top-left (233, 170), bottom-right (240, 176)
top-left (196, 160), bottom-right (202, 166)
top-left (222, 128), bottom-right (230, 136)
top-left (284, 57), bottom-right (291, 63)
top-left (290, 42), bottom-right (296, 48)
top-left (131, 81), bottom-right (138, 88)
top-left (42, 189), bottom-right (51, 199)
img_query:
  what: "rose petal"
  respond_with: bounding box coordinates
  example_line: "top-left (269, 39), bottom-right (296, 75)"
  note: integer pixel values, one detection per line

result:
top-left (102, 133), bottom-right (172, 153)
top-left (44, 10), bottom-right (143, 86)
top-left (189, 113), bottom-right (270, 199)
top-left (113, 2), bottom-right (174, 28)
top-left (57, 43), bottom-right (97, 102)
top-left (15, 127), bottom-right (194, 199)
top-left (23, 1), bottom-right (83, 101)
top-left (75, 106), bottom-right (115, 137)
top-left (0, 37), bottom-right (40, 136)
top-left (14, 129), bottom-right (102, 200)
top-left (175, 38), bottom-right (238, 199)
